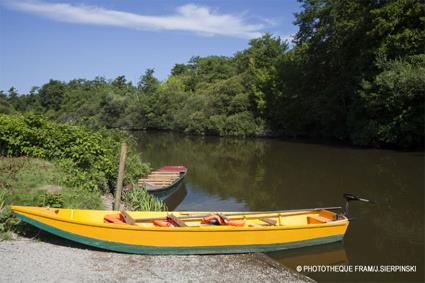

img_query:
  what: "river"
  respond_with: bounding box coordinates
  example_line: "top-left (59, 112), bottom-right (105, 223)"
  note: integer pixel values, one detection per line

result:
top-left (134, 131), bottom-right (424, 282)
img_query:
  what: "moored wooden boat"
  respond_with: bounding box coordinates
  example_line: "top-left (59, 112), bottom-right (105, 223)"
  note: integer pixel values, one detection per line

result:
top-left (11, 205), bottom-right (349, 255)
top-left (138, 166), bottom-right (187, 198)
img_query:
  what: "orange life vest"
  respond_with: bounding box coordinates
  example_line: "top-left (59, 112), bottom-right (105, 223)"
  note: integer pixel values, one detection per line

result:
top-left (153, 220), bottom-right (175, 227)
top-left (202, 214), bottom-right (246, 227)
top-left (104, 214), bottom-right (125, 224)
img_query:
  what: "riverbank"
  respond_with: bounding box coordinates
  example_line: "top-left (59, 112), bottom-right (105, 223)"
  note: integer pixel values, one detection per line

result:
top-left (0, 236), bottom-right (314, 283)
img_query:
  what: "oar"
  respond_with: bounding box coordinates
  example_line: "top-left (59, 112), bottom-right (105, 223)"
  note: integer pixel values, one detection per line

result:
top-left (132, 206), bottom-right (342, 223)
top-left (343, 193), bottom-right (375, 216)
top-left (179, 206), bottom-right (342, 218)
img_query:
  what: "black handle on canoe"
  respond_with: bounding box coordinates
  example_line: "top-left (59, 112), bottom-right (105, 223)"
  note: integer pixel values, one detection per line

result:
top-left (343, 193), bottom-right (375, 216)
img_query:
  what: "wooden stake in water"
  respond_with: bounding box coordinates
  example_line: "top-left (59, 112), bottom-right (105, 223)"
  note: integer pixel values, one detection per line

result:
top-left (114, 143), bottom-right (128, 210)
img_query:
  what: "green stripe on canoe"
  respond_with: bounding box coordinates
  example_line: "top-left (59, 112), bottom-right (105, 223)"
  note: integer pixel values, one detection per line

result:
top-left (16, 214), bottom-right (344, 255)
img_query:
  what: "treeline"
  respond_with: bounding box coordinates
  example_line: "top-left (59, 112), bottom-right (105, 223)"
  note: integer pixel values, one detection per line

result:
top-left (1, 0), bottom-right (423, 148)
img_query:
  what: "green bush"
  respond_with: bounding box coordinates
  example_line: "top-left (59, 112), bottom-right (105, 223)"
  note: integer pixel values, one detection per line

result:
top-left (0, 97), bottom-right (14, 114)
top-left (0, 157), bottom-right (105, 238)
top-left (37, 192), bottom-right (64, 208)
top-left (0, 207), bottom-right (20, 240)
top-left (0, 113), bottom-right (150, 191)
top-left (0, 114), bottom-right (167, 237)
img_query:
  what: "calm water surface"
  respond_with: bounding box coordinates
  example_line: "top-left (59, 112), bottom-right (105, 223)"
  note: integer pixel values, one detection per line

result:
top-left (134, 131), bottom-right (424, 282)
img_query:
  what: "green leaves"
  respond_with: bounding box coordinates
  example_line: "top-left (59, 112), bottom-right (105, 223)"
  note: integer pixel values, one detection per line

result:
top-left (353, 55), bottom-right (425, 146)
top-left (37, 192), bottom-right (64, 208)
top-left (0, 157), bottom-right (104, 237)
top-left (38, 80), bottom-right (66, 111)
top-left (2, 1), bottom-right (423, 148)
top-left (137, 69), bottom-right (160, 95)
top-left (276, 0), bottom-right (425, 147)
top-left (123, 187), bottom-right (167, 211)
top-left (0, 113), bottom-right (148, 191)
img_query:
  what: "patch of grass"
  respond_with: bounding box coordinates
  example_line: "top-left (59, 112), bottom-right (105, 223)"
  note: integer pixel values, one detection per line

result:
top-left (123, 186), bottom-right (167, 211)
top-left (61, 187), bottom-right (102, 209)
top-left (0, 157), bottom-right (102, 207)
top-left (0, 157), bottom-right (103, 238)
top-left (0, 157), bottom-right (61, 192)
top-left (0, 192), bottom-right (20, 240)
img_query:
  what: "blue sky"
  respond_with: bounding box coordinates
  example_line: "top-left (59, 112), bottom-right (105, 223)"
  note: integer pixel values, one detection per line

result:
top-left (0, 0), bottom-right (301, 93)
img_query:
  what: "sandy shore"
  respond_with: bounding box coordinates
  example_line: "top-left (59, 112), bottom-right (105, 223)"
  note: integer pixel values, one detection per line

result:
top-left (0, 236), bottom-right (314, 283)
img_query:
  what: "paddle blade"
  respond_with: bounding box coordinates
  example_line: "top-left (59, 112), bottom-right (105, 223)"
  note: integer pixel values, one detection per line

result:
top-left (343, 193), bottom-right (375, 204)
top-left (343, 193), bottom-right (376, 216)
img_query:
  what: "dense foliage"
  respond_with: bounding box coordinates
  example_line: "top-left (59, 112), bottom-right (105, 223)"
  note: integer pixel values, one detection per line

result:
top-left (2, 0), bottom-right (423, 148)
top-left (283, 0), bottom-right (425, 147)
top-left (0, 157), bottom-right (103, 239)
top-left (0, 113), bottom-right (149, 191)
top-left (0, 115), bottom-right (167, 237)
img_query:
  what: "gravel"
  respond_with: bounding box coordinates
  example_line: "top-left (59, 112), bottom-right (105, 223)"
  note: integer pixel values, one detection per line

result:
top-left (0, 237), bottom-right (314, 283)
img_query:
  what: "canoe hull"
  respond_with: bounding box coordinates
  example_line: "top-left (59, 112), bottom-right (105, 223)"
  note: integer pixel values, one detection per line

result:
top-left (13, 207), bottom-right (349, 255)
top-left (143, 166), bottom-right (188, 200)
top-left (150, 181), bottom-right (184, 201)
top-left (146, 171), bottom-right (186, 199)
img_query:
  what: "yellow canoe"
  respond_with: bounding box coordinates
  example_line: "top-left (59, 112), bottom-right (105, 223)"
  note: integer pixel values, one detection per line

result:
top-left (11, 206), bottom-right (349, 254)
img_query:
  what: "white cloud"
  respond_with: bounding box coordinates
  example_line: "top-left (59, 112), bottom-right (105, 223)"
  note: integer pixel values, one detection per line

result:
top-left (280, 34), bottom-right (295, 43)
top-left (3, 0), bottom-right (267, 38)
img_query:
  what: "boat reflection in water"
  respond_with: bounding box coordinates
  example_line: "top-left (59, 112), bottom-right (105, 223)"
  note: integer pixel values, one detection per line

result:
top-left (267, 242), bottom-right (348, 275)
top-left (163, 183), bottom-right (188, 211)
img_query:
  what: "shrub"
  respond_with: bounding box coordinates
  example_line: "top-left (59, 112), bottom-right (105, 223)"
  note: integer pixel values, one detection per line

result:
top-left (37, 192), bottom-right (64, 208)
top-left (0, 157), bottom-right (105, 238)
top-left (123, 187), bottom-right (167, 211)
top-left (0, 113), bottom-right (150, 191)
top-left (0, 114), bottom-right (166, 237)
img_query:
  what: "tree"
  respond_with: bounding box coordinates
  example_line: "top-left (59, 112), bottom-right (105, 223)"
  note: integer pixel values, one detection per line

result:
top-left (171, 64), bottom-right (190, 76)
top-left (0, 95), bottom-right (14, 114)
top-left (351, 55), bottom-right (425, 147)
top-left (290, 0), bottom-right (425, 142)
top-left (7, 87), bottom-right (18, 104)
top-left (235, 33), bottom-right (288, 117)
top-left (38, 80), bottom-right (66, 111)
top-left (137, 69), bottom-right (160, 95)
top-left (112, 76), bottom-right (127, 90)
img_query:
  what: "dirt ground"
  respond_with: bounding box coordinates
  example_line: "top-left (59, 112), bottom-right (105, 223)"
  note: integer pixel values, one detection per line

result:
top-left (0, 236), bottom-right (314, 283)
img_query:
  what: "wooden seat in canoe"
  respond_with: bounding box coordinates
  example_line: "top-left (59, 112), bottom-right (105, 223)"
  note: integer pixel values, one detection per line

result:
top-left (149, 172), bottom-right (180, 175)
top-left (307, 210), bottom-right (337, 224)
top-left (139, 180), bottom-right (174, 185)
top-left (307, 215), bottom-right (331, 224)
top-left (145, 176), bottom-right (177, 181)
top-left (139, 178), bottom-right (175, 182)
top-left (258, 217), bottom-right (277, 226)
top-left (142, 175), bottom-right (178, 180)
top-left (140, 182), bottom-right (169, 185)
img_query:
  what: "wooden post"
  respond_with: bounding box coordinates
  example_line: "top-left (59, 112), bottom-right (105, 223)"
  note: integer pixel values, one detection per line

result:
top-left (114, 143), bottom-right (128, 211)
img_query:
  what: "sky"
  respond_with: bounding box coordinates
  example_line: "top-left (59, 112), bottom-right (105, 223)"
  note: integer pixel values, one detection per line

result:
top-left (0, 0), bottom-right (301, 93)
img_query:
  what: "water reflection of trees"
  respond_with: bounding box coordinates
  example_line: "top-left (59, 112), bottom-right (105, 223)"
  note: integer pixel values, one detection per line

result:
top-left (163, 183), bottom-right (187, 211)
top-left (136, 132), bottom-right (269, 208)
top-left (135, 131), bottom-right (423, 212)
top-left (268, 242), bottom-right (348, 271)
top-left (136, 131), bottom-right (424, 279)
